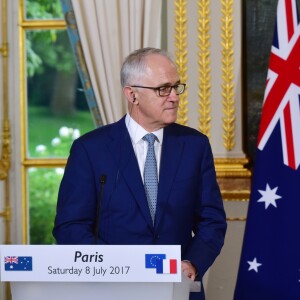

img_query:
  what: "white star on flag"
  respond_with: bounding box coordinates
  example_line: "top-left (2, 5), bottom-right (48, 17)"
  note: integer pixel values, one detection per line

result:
top-left (257, 183), bottom-right (282, 209)
top-left (247, 257), bottom-right (262, 273)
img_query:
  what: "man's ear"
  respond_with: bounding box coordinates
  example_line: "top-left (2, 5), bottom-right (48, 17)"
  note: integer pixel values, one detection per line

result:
top-left (132, 94), bottom-right (136, 103)
top-left (123, 86), bottom-right (138, 104)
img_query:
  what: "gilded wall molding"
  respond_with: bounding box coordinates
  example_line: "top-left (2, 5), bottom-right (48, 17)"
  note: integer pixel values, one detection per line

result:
top-left (216, 157), bottom-right (251, 203)
top-left (174, 0), bottom-right (188, 125)
top-left (0, 120), bottom-right (10, 180)
top-left (197, 0), bottom-right (211, 137)
top-left (226, 217), bottom-right (246, 221)
top-left (0, 0), bottom-right (11, 240)
top-left (221, 0), bottom-right (236, 150)
top-left (215, 157), bottom-right (251, 178)
top-left (0, 42), bottom-right (8, 57)
top-left (0, 0), bottom-right (10, 181)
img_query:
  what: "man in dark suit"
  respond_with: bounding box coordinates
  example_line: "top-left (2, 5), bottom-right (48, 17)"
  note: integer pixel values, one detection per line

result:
top-left (53, 47), bottom-right (227, 300)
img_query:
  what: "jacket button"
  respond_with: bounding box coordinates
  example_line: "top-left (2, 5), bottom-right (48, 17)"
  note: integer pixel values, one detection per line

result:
top-left (154, 234), bottom-right (160, 240)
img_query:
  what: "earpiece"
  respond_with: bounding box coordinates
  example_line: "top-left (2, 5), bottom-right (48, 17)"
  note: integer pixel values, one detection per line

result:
top-left (132, 95), bottom-right (136, 103)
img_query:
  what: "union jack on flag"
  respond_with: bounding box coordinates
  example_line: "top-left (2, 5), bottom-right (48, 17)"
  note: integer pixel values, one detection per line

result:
top-left (4, 256), bottom-right (18, 264)
top-left (234, 1), bottom-right (300, 299)
top-left (257, 0), bottom-right (300, 170)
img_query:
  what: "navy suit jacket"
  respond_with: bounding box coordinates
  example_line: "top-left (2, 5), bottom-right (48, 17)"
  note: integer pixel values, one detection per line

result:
top-left (53, 116), bottom-right (226, 300)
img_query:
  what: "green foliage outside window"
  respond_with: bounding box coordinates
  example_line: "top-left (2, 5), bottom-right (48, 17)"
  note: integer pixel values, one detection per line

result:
top-left (29, 168), bottom-right (63, 245)
top-left (29, 126), bottom-right (81, 245)
top-left (26, 0), bottom-right (63, 20)
top-left (26, 1), bottom-right (67, 77)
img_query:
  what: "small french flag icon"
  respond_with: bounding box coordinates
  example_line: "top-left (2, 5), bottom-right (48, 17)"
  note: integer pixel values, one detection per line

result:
top-left (156, 259), bottom-right (177, 274)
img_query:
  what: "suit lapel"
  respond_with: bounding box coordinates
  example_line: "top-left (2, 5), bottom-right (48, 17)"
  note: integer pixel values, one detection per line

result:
top-left (155, 124), bottom-right (184, 228)
top-left (107, 117), bottom-right (153, 228)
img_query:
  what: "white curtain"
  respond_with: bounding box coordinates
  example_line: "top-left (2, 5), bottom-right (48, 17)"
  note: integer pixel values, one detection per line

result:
top-left (71, 0), bottom-right (162, 124)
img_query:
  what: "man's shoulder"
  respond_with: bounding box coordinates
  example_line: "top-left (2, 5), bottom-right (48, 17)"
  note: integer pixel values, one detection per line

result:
top-left (78, 117), bottom-right (125, 143)
top-left (168, 122), bottom-right (208, 140)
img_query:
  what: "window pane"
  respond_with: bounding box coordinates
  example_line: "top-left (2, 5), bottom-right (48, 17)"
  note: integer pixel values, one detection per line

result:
top-left (25, 0), bottom-right (64, 20)
top-left (28, 167), bottom-right (64, 245)
top-left (26, 29), bottom-right (94, 158)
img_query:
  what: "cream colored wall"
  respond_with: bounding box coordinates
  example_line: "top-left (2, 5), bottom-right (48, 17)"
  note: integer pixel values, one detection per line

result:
top-left (167, 0), bottom-right (245, 157)
top-left (166, 1), bottom-right (248, 299)
top-left (0, 1), bottom-right (249, 300)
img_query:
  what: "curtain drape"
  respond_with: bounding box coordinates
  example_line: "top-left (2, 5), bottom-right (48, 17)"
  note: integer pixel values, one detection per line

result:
top-left (61, 0), bottom-right (103, 126)
top-left (69, 0), bottom-right (162, 125)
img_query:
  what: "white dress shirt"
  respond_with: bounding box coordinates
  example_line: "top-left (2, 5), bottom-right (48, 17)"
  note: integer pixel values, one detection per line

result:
top-left (125, 113), bottom-right (163, 182)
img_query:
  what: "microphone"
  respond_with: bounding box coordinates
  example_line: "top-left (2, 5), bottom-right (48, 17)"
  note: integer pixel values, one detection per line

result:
top-left (94, 174), bottom-right (107, 244)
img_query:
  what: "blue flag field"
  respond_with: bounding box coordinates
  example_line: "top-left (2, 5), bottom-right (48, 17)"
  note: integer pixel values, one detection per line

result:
top-left (234, 0), bottom-right (300, 299)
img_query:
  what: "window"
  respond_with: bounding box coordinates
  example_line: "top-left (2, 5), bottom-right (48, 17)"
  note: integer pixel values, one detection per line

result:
top-left (21, 0), bottom-right (94, 244)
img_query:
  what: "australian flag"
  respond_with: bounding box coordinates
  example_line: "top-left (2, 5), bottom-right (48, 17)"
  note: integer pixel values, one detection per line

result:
top-left (234, 0), bottom-right (300, 299)
top-left (4, 256), bottom-right (33, 271)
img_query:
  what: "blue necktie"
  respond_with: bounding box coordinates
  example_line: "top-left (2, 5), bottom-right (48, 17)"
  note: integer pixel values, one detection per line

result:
top-left (143, 133), bottom-right (158, 222)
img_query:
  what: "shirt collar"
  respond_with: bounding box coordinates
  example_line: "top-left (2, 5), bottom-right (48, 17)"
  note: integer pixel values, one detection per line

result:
top-left (125, 114), bottom-right (164, 144)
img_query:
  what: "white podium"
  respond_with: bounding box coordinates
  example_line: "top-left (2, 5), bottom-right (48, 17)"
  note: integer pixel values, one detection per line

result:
top-left (0, 245), bottom-right (200, 300)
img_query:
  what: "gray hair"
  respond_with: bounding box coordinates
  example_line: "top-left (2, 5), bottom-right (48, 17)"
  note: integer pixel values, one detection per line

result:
top-left (120, 47), bottom-right (175, 88)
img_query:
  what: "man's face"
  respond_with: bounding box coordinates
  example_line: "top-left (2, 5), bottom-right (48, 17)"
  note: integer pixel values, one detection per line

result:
top-left (132, 54), bottom-right (181, 132)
